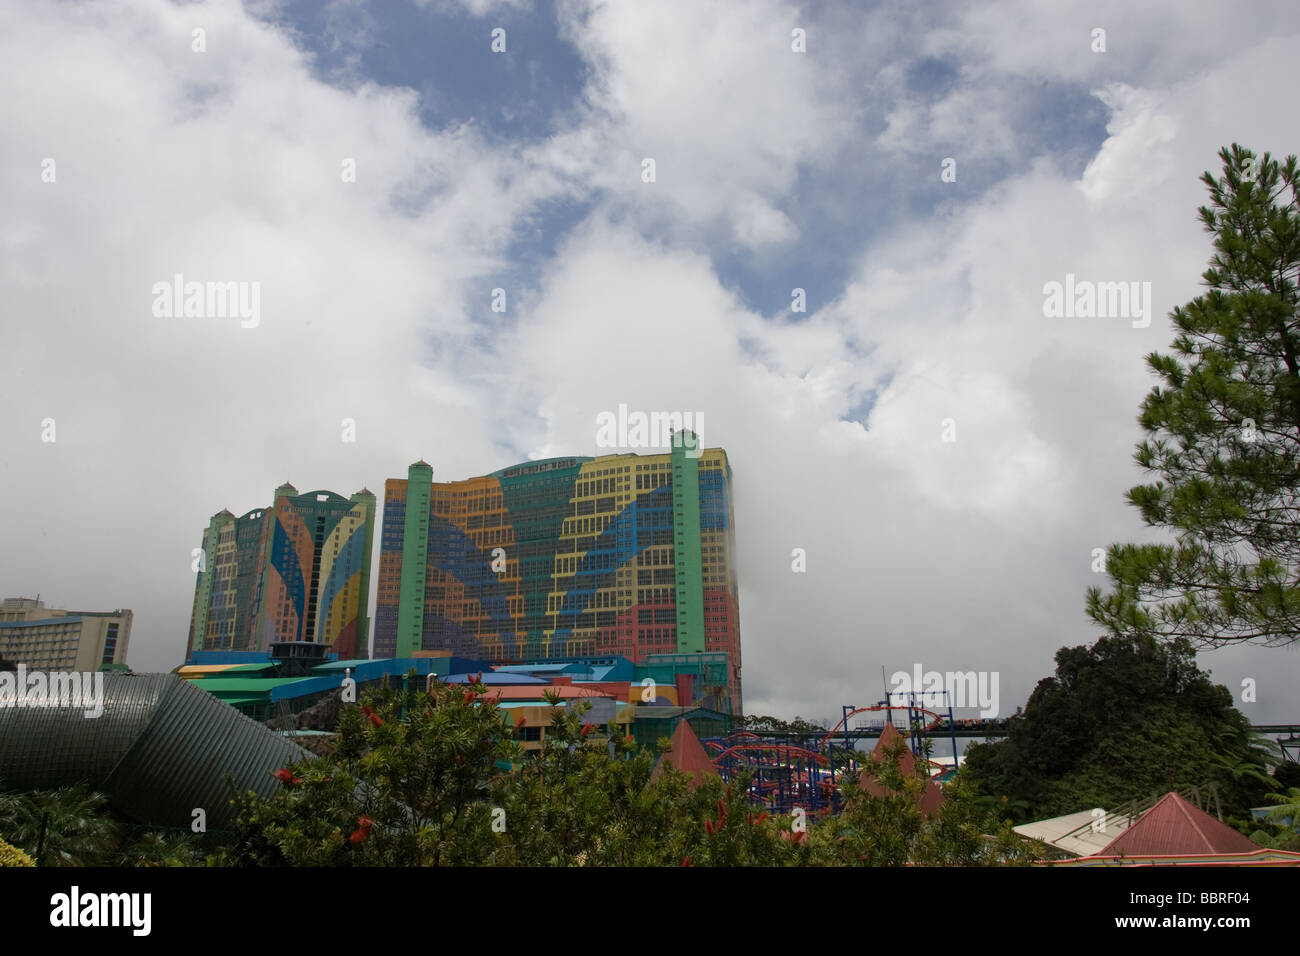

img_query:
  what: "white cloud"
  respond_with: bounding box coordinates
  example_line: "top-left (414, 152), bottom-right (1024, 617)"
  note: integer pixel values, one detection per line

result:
top-left (0, 0), bottom-right (564, 668)
top-left (549, 0), bottom-right (853, 249)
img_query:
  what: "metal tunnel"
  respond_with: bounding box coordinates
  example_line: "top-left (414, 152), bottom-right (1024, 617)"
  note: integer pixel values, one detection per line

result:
top-left (0, 673), bottom-right (310, 830)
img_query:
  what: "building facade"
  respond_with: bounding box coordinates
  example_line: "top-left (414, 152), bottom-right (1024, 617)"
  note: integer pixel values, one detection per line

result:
top-left (186, 483), bottom-right (376, 660)
top-left (373, 436), bottom-right (742, 712)
top-left (0, 597), bottom-right (132, 670)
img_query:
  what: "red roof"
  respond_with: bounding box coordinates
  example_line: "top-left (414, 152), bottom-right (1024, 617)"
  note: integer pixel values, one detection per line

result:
top-left (862, 722), bottom-right (944, 817)
top-left (872, 723), bottom-right (916, 773)
top-left (1101, 792), bottom-right (1258, 857)
top-left (651, 719), bottom-right (718, 790)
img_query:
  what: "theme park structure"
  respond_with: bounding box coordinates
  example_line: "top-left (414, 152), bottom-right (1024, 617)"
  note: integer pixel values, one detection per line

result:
top-left (701, 692), bottom-right (960, 816)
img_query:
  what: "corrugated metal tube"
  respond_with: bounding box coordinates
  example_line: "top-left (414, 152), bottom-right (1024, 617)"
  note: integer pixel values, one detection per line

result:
top-left (0, 673), bottom-right (310, 830)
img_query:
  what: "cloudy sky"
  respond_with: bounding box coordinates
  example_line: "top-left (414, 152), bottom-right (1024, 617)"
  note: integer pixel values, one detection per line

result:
top-left (2, 0), bottom-right (1298, 724)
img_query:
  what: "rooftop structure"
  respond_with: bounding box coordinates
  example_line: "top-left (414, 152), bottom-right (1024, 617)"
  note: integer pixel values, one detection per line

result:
top-left (650, 719), bottom-right (719, 790)
top-left (1041, 792), bottom-right (1300, 866)
top-left (1100, 792), bottom-right (1259, 857)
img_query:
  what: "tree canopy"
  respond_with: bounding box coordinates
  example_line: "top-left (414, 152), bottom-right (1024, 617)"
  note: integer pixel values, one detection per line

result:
top-left (962, 634), bottom-right (1274, 823)
top-left (222, 675), bottom-right (1034, 867)
top-left (1088, 144), bottom-right (1300, 647)
top-left (1, 678), bottom-right (1040, 866)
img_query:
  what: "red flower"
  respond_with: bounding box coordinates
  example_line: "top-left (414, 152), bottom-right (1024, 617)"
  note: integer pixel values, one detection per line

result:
top-left (367, 712), bottom-right (383, 727)
top-left (681, 856), bottom-right (692, 867)
top-left (273, 768), bottom-right (294, 784)
top-left (361, 705), bottom-right (374, 716)
top-left (349, 815), bottom-right (374, 845)
top-left (580, 723), bottom-right (594, 737)
top-left (462, 689), bottom-right (475, 705)
top-left (704, 819), bottom-right (714, 836)
top-left (756, 811), bottom-right (768, 825)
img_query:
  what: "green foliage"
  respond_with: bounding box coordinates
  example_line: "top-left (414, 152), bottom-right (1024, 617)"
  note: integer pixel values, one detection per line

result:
top-left (0, 784), bottom-right (219, 866)
top-left (486, 699), bottom-right (691, 865)
top-left (229, 672), bottom-right (518, 866)
top-left (225, 678), bottom-right (1037, 866)
top-left (0, 785), bottom-right (121, 866)
top-left (963, 634), bottom-right (1272, 821)
top-left (1247, 786), bottom-right (1300, 850)
top-left (806, 740), bottom-right (1040, 866)
top-left (913, 774), bottom-right (1039, 866)
top-left (121, 830), bottom-right (209, 867)
top-left (737, 714), bottom-right (828, 736)
top-left (808, 740), bottom-right (924, 866)
top-left (1088, 144), bottom-right (1300, 648)
top-left (1274, 760), bottom-right (1300, 791)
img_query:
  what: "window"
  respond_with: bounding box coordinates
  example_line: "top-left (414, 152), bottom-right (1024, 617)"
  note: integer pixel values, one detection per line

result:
top-left (101, 623), bottom-right (119, 665)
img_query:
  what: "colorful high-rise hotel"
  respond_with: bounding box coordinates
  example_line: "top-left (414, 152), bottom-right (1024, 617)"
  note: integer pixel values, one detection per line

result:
top-left (186, 483), bottom-right (376, 660)
top-left (374, 436), bottom-right (742, 711)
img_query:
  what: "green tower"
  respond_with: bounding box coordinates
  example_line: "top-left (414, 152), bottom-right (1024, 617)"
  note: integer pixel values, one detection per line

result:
top-left (671, 430), bottom-right (705, 653)
top-left (396, 461), bottom-right (433, 657)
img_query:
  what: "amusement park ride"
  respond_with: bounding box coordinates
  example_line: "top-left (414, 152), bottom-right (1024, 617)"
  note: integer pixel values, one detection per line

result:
top-left (702, 691), bottom-right (962, 816)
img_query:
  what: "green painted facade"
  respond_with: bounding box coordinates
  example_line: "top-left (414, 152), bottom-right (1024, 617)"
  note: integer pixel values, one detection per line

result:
top-left (396, 461), bottom-right (433, 656)
top-left (671, 432), bottom-right (705, 653)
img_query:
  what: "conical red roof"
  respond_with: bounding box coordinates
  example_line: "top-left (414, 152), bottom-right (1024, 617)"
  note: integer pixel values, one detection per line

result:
top-left (872, 723), bottom-right (916, 773)
top-left (651, 719), bottom-right (718, 790)
top-left (862, 722), bottom-right (944, 817)
top-left (1101, 792), bottom-right (1258, 857)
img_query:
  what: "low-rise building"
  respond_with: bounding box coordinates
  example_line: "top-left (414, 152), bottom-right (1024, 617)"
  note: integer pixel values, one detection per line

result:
top-left (0, 597), bottom-right (131, 670)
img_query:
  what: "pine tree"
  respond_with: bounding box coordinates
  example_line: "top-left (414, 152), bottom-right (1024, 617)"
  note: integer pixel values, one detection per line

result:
top-left (1087, 144), bottom-right (1300, 647)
